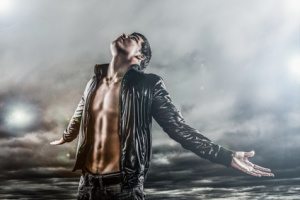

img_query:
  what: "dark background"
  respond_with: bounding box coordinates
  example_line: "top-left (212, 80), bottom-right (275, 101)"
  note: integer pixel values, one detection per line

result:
top-left (1, 0), bottom-right (299, 199)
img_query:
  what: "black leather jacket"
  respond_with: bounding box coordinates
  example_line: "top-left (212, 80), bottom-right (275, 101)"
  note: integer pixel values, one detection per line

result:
top-left (63, 63), bottom-right (234, 189)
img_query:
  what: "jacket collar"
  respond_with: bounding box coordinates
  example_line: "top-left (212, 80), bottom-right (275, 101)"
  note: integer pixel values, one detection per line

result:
top-left (94, 63), bottom-right (141, 78)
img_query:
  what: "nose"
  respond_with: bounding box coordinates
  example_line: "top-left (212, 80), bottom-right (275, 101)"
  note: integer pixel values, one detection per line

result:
top-left (122, 33), bottom-right (128, 38)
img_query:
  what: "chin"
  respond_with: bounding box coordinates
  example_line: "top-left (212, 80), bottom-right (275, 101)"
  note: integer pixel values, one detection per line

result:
top-left (110, 45), bottom-right (125, 56)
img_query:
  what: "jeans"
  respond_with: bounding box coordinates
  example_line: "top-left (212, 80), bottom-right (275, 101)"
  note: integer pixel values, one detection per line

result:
top-left (77, 168), bottom-right (145, 200)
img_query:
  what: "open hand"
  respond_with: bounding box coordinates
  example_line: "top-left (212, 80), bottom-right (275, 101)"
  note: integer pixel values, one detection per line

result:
top-left (231, 150), bottom-right (275, 177)
top-left (50, 137), bottom-right (66, 145)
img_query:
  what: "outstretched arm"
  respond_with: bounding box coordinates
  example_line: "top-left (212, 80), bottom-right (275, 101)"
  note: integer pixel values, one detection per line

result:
top-left (151, 75), bottom-right (234, 167)
top-left (62, 95), bottom-right (85, 142)
top-left (50, 95), bottom-right (85, 145)
top-left (151, 75), bottom-right (275, 177)
top-left (50, 78), bottom-right (93, 145)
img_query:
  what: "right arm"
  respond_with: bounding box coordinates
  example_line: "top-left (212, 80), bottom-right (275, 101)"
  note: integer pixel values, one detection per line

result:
top-left (62, 95), bottom-right (85, 142)
top-left (50, 78), bottom-right (92, 145)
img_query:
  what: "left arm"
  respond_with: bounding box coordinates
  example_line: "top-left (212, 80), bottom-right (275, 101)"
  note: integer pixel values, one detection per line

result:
top-left (151, 75), bottom-right (234, 167)
top-left (151, 75), bottom-right (275, 177)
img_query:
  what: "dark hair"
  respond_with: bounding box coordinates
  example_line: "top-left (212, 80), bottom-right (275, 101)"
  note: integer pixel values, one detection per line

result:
top-left (131, 32), bottom-right (152, 71)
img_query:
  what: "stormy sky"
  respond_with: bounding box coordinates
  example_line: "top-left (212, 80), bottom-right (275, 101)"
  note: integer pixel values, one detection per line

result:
top-left (0, 0), bottom-right (300, 199)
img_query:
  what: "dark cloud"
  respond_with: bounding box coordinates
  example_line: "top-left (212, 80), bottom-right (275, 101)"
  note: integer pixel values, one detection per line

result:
top-left (0, 91), bottom-right (56, 139)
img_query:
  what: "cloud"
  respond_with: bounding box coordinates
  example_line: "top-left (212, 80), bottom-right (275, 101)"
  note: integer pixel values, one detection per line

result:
top-left (0, 131), bottom-right (78, 176)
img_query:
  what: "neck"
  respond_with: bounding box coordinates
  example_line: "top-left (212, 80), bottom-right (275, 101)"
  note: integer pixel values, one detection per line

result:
top-left (107, 55), bottom-right (139, 78)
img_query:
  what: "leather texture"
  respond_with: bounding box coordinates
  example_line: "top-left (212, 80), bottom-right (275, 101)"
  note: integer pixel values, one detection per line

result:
top-left (63, 63), bottom-right (234, 189)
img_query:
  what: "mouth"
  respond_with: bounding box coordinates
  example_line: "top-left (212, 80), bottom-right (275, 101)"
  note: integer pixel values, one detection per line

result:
top-left (119, 33), bottom-right (127, 41)
top-left (114, 34), bottom-right (126, 43)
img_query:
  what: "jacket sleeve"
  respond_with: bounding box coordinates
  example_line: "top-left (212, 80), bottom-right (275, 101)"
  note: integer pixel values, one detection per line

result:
top-left (151, 76), bottom-right (234, 167)
top-left (62, 78), bottom-right (92, 142)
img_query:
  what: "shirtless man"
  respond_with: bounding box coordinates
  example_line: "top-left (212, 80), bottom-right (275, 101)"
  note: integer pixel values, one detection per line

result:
top-left (51, 32), bottom-right (149, 199)
top-left (82, 34), bottom-right (138, 174)
top-left (50, 32), bottom-right (275, 200)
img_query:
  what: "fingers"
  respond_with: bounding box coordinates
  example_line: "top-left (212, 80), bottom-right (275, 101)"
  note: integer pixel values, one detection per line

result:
top-left (244, 160), bottom-right (272, 173)
top-left (240, 165), bottom-right (262, 177)
top-left (252, 168), bottom-right (275, 177)
top-left (254, 164), bottom-right (273, 173)
top-left (232, 158), bottom-right (262, 177)
top-left (232, 157), bottom-right (275, 177)
top-left (243, 150), bottom-right (273, 174)
top-left (232, 150), bottom-right (275, 177)
top-left (245, 168), bottom-right (262, 177)
top-left (243, 152), bottom-right (274, 175)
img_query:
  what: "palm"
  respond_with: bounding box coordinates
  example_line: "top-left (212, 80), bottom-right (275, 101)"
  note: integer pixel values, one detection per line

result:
top-left (231, 150), bottom-right (275, 177)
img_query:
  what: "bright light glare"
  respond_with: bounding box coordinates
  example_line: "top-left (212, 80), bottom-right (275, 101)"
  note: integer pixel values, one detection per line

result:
top-left (6, 106), bottom-right (35, 128)
top-left (287, 54), bottom-right (300, 83)
top-left (0, 0), bottom-right (14, 13)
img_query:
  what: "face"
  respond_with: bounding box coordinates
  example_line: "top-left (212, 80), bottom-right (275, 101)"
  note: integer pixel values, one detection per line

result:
top-left (111, 33), bottom-right (144, 60)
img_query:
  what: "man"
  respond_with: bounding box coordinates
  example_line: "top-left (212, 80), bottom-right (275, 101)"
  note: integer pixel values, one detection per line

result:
top-left (50, 32), bottom-right (275, 200)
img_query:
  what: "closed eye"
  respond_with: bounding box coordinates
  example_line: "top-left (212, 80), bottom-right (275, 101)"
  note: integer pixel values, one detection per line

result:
top-left (130, 35), bottom-right (139, 43)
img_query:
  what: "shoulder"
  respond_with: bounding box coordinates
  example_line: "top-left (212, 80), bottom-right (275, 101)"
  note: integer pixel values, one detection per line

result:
top-left (145, 73), bottom-right (162, 80)
top-left (130, 69), bottom-right (163, 85)
top-left (144, 73), bottom-right (164, 84)
top-left (144, 73), bottom-right (167, 90)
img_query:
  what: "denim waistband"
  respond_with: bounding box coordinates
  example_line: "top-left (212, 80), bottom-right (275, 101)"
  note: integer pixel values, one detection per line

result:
top-left (81, 167), bottom-right (125, 187)
top-left (82, 166), bottom-right (123, 177)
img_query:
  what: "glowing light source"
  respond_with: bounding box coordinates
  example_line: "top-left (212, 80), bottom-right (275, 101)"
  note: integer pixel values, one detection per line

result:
top-left (287, 53), bottom-right (300, 83)
top-left (0, 0), bottom-right (14, 14)
top-left (5, 105), bottom-right (35, 129)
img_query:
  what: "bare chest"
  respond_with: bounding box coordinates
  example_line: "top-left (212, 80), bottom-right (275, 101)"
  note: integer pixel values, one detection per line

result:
top-left (90, 80), bottom-right (122, 116)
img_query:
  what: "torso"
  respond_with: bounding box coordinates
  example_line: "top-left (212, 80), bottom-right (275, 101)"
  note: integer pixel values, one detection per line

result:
top-left (84, 76), bottom-right (122, 174)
